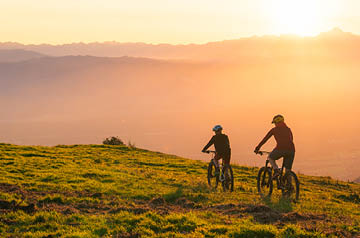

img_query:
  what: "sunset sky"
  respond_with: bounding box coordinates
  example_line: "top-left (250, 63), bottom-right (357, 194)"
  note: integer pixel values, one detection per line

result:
top-left (1, 0), bottom-right (360, 44)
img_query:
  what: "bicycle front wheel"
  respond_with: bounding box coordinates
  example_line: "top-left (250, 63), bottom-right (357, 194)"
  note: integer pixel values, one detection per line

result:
top-left (222, 165), bottom-right (234, 192)
top-left (207, 160), bottom-right (219, 189)
top-left (257, 167), bottom-right (273, 197)
top-left (282, 171), bottom-right (300, 201)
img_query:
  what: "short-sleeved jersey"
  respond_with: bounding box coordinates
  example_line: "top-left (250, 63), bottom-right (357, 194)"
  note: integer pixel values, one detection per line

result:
top-left (257, 123), bottom-right (295, 152)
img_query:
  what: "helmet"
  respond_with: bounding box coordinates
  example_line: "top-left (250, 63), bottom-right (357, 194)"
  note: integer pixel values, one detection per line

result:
top-left (212, 125), bottom-right (223, 132)
top-left (272, 115), bottom-right (284, 124)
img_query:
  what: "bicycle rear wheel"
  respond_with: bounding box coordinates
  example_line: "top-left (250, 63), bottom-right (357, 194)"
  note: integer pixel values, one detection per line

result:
top-left (257, 167), bottom-right (273, 197)
top-left (282, 171), bottom-right (300, 201)
top-left (222, 165), bottom-right (234, 192)
top-left (207, 160), bottom-right (219, 189)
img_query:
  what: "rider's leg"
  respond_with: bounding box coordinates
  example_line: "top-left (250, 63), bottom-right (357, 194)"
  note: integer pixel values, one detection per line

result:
top-left (283, 152), bottom-right (294, 174)
top-left (268, 157), bottom-right (279, 170)
top-left (283, 152), bottom-right (295, 184)
top-left (268, 150), bottom-right (282, 177)
top-left (223, 151), bottom-right (231, 176)
top-left (214, 153), bottom-right (221, 169)
top-left (269, 158), bottom-right (281, 178)
top-left (213, 153), bottom-right (221, 176)
top-left (284, 167), bottom-right (293, 190)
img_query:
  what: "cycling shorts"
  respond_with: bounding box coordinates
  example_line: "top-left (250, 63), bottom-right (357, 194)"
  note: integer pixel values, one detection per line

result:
top-left (214, 150), bottom-right (231, 165)
top-left (269, 150), bottom-right (295, 170)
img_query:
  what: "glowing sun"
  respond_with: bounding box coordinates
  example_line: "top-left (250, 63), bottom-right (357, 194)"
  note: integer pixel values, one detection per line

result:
top-left (265, 0), bottom-right (326, 36)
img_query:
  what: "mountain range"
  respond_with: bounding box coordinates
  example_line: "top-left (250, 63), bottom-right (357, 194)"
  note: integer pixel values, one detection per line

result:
top-left (1, 28), bottom-right (359, 61)
top-left (0, 49), bottom-right (46, 63)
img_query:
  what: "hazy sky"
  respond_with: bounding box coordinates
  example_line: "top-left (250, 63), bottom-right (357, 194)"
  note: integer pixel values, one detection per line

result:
top-left (1, 0), bottom-right (360, 44)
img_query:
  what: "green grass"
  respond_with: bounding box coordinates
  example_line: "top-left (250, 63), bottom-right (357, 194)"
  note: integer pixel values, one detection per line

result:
top-left (0, 143), bottom-right (358, 237)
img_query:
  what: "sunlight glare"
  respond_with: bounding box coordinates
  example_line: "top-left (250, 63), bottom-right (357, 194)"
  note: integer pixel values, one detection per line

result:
top-left (265, 0), bottom-right (325, 36)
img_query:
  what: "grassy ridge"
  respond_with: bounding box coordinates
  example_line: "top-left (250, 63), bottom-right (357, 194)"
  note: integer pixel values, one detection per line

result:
top-left (0, 143), bottom-right (358, 237)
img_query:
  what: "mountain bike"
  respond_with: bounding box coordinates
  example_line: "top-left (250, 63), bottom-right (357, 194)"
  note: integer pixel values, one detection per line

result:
top-left (256, 151), bottom-right (300, 201)
top-left (205, 150), bottom-right (234, 192)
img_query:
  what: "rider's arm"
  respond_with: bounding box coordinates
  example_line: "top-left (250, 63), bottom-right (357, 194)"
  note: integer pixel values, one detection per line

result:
top-left (202, 136), bottom-right (215, 152)
top-left (255, 128), bottom-right (274, 151)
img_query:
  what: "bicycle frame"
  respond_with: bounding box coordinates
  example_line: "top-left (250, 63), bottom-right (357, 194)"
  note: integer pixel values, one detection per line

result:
top-left (207, 151), bottom-right (226, 182)
top-left (206, 150), bottom-right (234, 192)
top-left (256, 150), bottom-right (300, 200)
top-left (259, 151), bottom-right (286, 189)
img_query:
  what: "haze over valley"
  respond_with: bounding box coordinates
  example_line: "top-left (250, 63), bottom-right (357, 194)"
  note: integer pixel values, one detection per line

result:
top-left (1, 29), bottom-right (359, 181)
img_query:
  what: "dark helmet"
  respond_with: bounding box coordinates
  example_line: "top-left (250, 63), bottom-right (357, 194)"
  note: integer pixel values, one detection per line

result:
top-left (272, 115), bottom-right (284, 124)
top-left (212, 125), bottom-right (223, 132)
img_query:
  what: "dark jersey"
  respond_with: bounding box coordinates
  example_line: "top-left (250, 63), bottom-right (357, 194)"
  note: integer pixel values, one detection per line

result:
top-left (202, 134), bottom-right (231, 154)
top-left (257, 123), bottom-right (295, 152)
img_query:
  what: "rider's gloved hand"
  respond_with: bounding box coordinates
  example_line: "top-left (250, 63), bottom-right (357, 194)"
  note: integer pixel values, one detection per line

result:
top-left (254, 146), bottom-right (260, 154)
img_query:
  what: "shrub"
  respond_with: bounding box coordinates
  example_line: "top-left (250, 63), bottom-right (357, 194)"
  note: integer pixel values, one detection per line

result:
top-left (102, 136), bottom-right (124, 145)
top-left (128, 140), bottom-right (136, 149)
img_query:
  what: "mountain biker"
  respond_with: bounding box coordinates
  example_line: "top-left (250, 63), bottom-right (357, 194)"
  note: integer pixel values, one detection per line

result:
top-left (254, 115), bottom-right (295, 177)
top-left (202, 125), bottom-right (231, 176)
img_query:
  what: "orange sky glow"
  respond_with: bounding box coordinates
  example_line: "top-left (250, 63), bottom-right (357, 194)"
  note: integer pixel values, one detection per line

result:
top-left (1, 0), bottom-right (359, 44)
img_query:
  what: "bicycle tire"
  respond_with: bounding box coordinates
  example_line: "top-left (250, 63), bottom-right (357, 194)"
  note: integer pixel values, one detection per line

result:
top-left (222, 165), bottom-right (234, 192)
top-left (207, 160), bottom-right (219, 189)
top-left (257, 166), bottom-right (273, 197)
top-left (282, 171), bottom-right (300, 201)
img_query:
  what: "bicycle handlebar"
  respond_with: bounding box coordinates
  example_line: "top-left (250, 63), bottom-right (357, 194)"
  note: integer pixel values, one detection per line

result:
top-left (204, 150), bottom-right (270, 156)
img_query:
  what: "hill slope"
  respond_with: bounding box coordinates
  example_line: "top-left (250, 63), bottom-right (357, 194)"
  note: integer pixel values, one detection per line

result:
top-left (0, 144), bottom-right (358, 237)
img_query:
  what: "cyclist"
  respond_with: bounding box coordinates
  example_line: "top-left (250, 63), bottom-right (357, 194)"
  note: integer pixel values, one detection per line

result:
top-left (202, 125), bottom-right (231, 176)
top-left (254, 115), bottom-right (295, 177)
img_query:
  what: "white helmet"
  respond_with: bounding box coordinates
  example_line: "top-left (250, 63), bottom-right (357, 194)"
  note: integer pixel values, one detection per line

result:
top-left (212, 125), bottom-right (223, 132)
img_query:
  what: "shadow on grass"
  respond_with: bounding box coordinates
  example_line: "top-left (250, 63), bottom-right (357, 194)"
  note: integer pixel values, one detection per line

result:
top-left (163, 188), bottom-right (184, 203)
top-left (261, 196), bottom-right (293, 213)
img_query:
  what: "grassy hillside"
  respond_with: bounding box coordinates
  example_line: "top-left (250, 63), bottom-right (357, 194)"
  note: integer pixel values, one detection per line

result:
top-left (0, 144), bottom-right (358, 237)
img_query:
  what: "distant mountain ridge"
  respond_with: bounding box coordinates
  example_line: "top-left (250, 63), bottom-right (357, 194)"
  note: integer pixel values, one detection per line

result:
top-left (0, 49), bottom-right (47, 63)
top-left (0, 28), bottom-right (359, 61)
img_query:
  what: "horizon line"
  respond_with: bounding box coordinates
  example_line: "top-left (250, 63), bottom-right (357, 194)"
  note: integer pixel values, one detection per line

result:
top-left (0, 27), bottom-right (355, 47)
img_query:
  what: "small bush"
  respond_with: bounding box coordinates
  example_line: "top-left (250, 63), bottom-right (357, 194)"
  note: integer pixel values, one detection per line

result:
top-left (103, 136), bottom-right (124, 145)
top-left (128, 140), bottom-right (136, 149)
